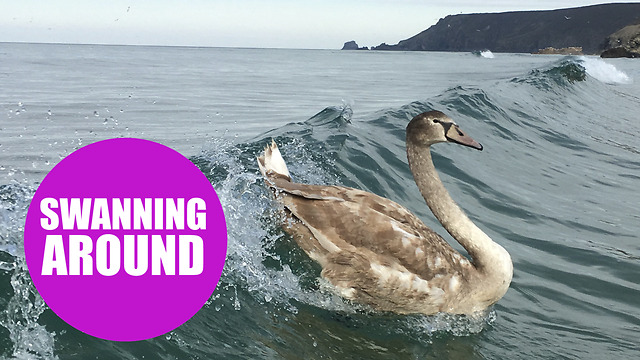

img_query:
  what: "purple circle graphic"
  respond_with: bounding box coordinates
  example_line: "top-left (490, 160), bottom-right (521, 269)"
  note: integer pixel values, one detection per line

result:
top-left (24, 138), bottom-right (227, 341)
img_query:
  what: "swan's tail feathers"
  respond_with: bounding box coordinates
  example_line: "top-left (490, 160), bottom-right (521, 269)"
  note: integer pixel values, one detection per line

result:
top-left (257, 140), bottom-right (291, 182)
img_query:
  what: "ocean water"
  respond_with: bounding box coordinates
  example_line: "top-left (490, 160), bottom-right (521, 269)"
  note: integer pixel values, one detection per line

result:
top-left (1, 43), bottom-right (639, 359)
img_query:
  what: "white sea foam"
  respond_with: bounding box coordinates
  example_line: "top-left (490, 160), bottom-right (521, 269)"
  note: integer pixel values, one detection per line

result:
top-left (580, 56), bottom-right (632, 84)
top-left (480, 50), bottom-right (495, 59)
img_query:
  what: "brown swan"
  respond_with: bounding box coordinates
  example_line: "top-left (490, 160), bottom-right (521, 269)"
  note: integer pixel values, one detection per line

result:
top-left (257, 110), bottom-right (512, 314)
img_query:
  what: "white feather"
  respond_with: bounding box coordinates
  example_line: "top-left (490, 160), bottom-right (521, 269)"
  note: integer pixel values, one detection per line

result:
top-left (257, 140), bottom-right (290, 178)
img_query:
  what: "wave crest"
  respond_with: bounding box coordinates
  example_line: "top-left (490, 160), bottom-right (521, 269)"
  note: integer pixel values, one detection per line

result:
top-left (511, 56), bottom-right (632, 89)
top-left (578, 56), bottom-right (632, 84)
top-left (511, 58), bottom-right (586, 90)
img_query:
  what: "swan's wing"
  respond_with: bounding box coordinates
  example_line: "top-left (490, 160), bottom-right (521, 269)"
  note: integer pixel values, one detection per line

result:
top-left (270, 178), bottom-right (473, 310)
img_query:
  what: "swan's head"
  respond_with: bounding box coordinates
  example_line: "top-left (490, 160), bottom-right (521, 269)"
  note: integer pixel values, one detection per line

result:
top-left (406, 111), bottom-right (483, 150)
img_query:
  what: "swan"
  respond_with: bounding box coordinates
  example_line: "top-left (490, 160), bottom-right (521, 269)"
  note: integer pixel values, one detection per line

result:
top-left (257, 111), bottom-right (512, 314)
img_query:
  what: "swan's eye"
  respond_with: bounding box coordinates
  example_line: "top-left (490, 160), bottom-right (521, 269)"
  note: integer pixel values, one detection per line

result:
top-left (432, 119), bottom-right (440, 124)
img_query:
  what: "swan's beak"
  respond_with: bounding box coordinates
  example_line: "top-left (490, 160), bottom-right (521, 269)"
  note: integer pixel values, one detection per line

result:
top-left (443, 123), bottom-right (483, 151)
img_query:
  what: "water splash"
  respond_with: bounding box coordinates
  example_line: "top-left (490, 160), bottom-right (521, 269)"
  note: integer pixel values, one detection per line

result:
top-left (194, 136), bottom-right (351, 314)
top-left (0, 261), bottom-right (58, 360)
top-left (0, 184), bottom-right (58, 359)
top-left (0, 184), bottom-right (35, 259)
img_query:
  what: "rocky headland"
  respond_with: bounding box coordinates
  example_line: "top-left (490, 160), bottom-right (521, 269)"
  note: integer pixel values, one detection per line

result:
top-left (345, 3), bottom-right (640, 57)
top-left (601, 23), bottom-right (640, 58)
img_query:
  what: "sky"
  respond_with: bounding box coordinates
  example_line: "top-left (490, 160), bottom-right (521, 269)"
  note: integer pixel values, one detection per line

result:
top-left (0, 1), bottom-right (630, 49)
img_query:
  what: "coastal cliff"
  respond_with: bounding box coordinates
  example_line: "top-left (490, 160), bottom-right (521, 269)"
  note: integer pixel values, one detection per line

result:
top-left (362, 3), bottom-right (640, 54)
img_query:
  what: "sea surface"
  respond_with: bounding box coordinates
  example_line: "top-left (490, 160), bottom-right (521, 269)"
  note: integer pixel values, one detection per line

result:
top-left (1, 43), bottom-right (639, 359)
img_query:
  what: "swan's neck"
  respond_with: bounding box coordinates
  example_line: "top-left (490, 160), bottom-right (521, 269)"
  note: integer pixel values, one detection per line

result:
top-left (407, 144), bottom-right (512, 284)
